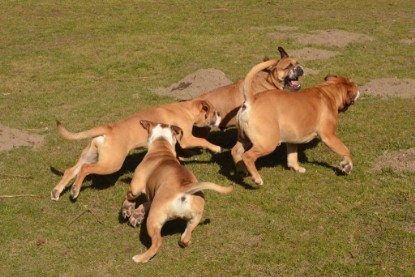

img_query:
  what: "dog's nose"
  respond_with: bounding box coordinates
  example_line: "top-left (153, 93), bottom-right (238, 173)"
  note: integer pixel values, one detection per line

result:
top-left (216, 112), bottom-right (221, 117)
top-left (296, 67), bottom-right (304, 76)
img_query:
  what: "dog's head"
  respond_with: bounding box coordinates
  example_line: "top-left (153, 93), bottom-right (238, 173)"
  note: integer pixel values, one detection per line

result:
top-left (263, 46), bottom-right (304, 91)
top-left (324, 75), bottom-right (360, 112)
top-left (140, 120), bottom-right (183, 147)
top-left (192, 99), bottom-right (222, 128)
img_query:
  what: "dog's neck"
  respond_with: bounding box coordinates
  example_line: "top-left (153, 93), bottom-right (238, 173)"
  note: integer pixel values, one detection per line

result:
top-left (148, 138), bottom-right (177, 157)
top-left (252, 70), bottom-right (283, 91)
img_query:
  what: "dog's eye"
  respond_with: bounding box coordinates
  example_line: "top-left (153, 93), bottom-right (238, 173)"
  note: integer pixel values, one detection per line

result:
top-left (285, 63), bottom-right (295, 70)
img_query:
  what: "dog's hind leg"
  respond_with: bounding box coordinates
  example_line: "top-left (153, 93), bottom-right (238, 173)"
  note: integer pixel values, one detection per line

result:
top-left (231, 140), bottom-right (251, 176)
top-left (179, 194), bottom-right (204, 248)
top-left (242, 144), bottom-right (275, 186)
top-left (286, 143), bottom-right (306, 173)
top-left (69, 154), bottom-right (125, 200)
top-left (69, 137), bottom-right (127, 200)
top-left (132, 208), bottom-right (167, 263)
top-left (51, 142), bottom-right (98, 201)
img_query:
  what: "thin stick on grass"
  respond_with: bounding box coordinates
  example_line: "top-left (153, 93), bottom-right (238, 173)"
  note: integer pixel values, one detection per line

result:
top-left (67, 208), bottom-right (104, 226)
top-left (0, 194), bottom-right (42, 198)
top-left (0, 173), bottom-right (32, 179)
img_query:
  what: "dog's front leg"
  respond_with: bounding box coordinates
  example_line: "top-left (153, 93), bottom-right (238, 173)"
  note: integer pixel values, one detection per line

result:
top-left (286, 143), bottom-right (306, 173)
top-left (122, 166), bottom-right (147, 219)
top-left (129, 202), bottom-right (150, 227)
top-left (321, 133), bottom-right (352, 174)
top-left (180, 135), bottom-right (222, 153)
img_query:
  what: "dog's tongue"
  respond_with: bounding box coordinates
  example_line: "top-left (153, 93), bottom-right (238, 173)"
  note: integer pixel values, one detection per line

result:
top-left (290, 80), bottom-right (301, 90)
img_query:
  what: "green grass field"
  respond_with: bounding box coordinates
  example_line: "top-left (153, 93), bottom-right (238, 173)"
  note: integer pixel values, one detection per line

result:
top-left (1, 1), bottom-right (414, 275)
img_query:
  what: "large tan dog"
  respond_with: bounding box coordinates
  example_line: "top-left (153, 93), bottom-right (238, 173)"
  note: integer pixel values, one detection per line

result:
top-left (121, 120), bottom-right (233, 263)
top-left (51, 99), bottom-right (222, 201)
top-left (195, 46), bottom-right (304, 130)
top-left (231, 60), bottom-right (360, 185)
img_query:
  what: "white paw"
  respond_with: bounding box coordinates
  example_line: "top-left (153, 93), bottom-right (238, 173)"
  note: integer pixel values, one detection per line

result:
top-left (340, 159), bottom-right (353, 174)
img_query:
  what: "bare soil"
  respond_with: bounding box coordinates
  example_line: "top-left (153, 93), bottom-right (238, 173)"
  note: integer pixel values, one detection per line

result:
top-left (267, 29), bottom-right (373, 47)
top-left (361, 79), bottom-right (415, 98)
top-left (0, 124), bottom-right (45, 152)
top-left (372, 148), bottom-right (415, 173)
top-left (155, 68), bottom-right (232, 100)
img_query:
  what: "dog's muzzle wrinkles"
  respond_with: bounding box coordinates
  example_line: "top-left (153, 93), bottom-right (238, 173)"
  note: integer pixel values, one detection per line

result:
top-left (285, 65), bottom-right (304, 91)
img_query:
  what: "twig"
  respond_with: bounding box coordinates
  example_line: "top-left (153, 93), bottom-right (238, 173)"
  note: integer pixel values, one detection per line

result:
top-left (67, 208), bottom-right (104, 226)
top-left (0, 194), bottom-right (41, 198)
top-left (0, 173), bottom-right (33, 179)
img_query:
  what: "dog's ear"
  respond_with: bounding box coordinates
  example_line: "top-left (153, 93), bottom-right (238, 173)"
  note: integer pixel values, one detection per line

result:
top-left (199, 100), bottom-right (211, 115)
top-left (324, 74), bottom-right (338, 82)
top-left (140, 120), bottom-right (153, 131)
top-left (278, 46), bottom-right (289, 59)
top-left (346, 83), bottom-right (359, 106)
top-left (171, 125), bottom-right (183, 141)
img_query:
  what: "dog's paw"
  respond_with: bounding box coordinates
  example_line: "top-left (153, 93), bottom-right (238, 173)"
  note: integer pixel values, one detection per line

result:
top-left (129, 210), bottom-right (145, 227)
top-left (235, 161), bottom-right (249, 176)
top-left (121, 201), bottom-right (135, 219)
top-left (212, 146), bottom-right (222, 153)
top-left (70, 186), bottom-right (80, 200)
top-left (290, 165), bottom-right (306, 173)
top-left (51, 189), bottom-right (60, 201)
top-left (340, 159), bottom-right (353, 174)
top-left (178, 238), bottom-right (191, 248)
top-left (251, 176), bottom-right (264, 186)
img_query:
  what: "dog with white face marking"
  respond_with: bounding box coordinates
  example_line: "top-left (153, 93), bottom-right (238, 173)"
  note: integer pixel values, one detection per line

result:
top-left (122, 120), bottom-right (233, 263)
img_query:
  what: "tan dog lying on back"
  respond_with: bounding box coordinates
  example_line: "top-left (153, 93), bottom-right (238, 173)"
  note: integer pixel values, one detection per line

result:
top-left (51, 99), bottom-right (221, 201)
top-left (231, 60), bottom-right (360, 186)
top-left (122, 120), bottom-right (233, 263)
top-left (195, 47), bottom-right (304, 131)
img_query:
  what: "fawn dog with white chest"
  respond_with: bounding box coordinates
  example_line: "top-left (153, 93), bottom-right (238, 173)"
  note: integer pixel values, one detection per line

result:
top-left (121, 120), bottom-right (233, 263)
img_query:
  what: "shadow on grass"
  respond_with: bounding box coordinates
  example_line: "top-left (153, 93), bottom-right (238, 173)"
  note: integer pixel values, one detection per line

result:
top-left (137, 217), bottom-right (212, 250)
top-left (49, 150), bottom-right (147, 200)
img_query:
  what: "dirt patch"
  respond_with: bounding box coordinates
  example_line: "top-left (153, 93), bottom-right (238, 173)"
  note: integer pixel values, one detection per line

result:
top-left (268, 29), bottom-right (373, 47)
top-left (361, 79), bottom-right (415, 98)
top-left (0, 124), bottom-right (45, 152)
top-left (400, 38), bottom-right (415, 45)
top-left (155, 68), bottom-right (232, 100)
top-left (290, 48), bottom-right (339, 60)
top-left (372, 148), bottom-right (415, 173)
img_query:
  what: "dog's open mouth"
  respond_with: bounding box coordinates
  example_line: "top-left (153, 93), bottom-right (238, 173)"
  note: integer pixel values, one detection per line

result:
top-left (285, 79), bottom-right (301, 91)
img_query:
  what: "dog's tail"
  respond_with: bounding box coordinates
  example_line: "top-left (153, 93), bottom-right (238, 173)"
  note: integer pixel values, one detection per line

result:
top-left (184, 182), bottom-right (234, 195)
top-left (56, 120), bottom-right (111, 140)
top-left (243, 59), bottom-right (279, 104)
